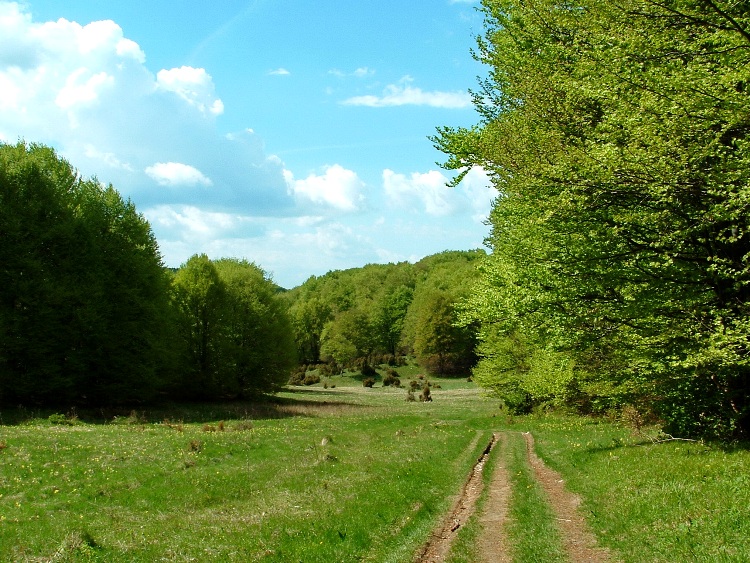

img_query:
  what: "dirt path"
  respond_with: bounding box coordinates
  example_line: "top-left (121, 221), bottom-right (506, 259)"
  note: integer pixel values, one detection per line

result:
top-left (523, 432), bottom-right (611, 563)
top-left (415, 431), bottom-right (612, 563)
top-left (415, 433), bottom-right (499, 562)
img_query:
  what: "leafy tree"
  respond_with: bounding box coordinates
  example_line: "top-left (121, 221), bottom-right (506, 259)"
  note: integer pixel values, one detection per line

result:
top-left (214, 258), bottom-right (296, 396)
top-left (171, 255), bottom-right (226, 399)
top-left (435, 0), bottom-right (750, 437)
top-left (412, 290), bottom-right (476, 375)
top-left (172, 256), bottom-right (296, 399)
top-left (0, 142), bottom-right (173, 405)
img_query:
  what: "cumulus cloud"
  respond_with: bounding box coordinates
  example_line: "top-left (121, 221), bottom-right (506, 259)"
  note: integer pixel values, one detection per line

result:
top-left (268, 67), bottom-right (290, 76)
top-left (0, 2), bottom-right (291, 215)
top-left (145, 162), bottom-right (213, 187)
top-left (342, 76), bottom-right (471, 108)
top-left (383, 169), bottom-right (456, 216)
top-left (156, 66), bottom-right (224, 115)
top-left (383, 167), bottom-right (494, 218)
top-left (329, 67), bottom-right (374, 78)
top-left (286, 164), bottom-right (365, 212)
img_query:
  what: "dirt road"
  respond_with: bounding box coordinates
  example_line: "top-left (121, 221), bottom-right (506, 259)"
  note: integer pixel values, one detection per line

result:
top-left (415, 431), bottom-right (611, 563)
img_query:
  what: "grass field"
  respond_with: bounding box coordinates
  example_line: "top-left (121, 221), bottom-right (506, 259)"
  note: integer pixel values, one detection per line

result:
top-left (2, 370), bottom-right (750, 562)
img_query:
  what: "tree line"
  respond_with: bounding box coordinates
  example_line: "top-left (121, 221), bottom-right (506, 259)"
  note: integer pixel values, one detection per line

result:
top-left (282, 250), bottom-right (482, 376)
top-left (0, 142), bottom-right (295, 406)
top-left (0, 141), bottom-right (480, 407)
top-left (435, 0), bottom-right (750, 439)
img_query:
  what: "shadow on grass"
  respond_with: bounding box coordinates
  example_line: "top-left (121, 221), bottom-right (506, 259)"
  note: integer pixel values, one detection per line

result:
top-left (0, 392), bottom-right (367, 426)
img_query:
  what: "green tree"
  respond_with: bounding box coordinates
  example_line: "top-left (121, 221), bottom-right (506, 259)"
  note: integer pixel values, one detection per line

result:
top-left (0, 142), bottom-right (173, 405)
top-left (214, 258), bottom-right (296, 396)
top-left (171, 254), bottom-right (226, 399)
top-left (436, 0), bottom-right (750, 437)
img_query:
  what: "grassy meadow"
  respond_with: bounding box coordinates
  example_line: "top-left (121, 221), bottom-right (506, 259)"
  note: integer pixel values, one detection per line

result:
top-left (2, 368), bottom-right (750, 562)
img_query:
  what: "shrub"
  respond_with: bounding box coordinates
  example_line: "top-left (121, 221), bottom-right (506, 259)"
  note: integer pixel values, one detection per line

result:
top-left (363, 378), bottom-right (375, 388)
top-left (288, 370), bottom-right (305, 386)
top-left (383, 369), bottom-right (401, 387)
top-left (48, 413), bottom-right (79, 426)
top-left (303, 373), bottom-right (321, 386)
top-left (420, 384), bottom-right (432, 402)
top-left (360, 363), bottom-right (377, 377)
top-left (406, 390), bottom-right (416, 402)
top-left (409, 380), bottom-right (421, 392)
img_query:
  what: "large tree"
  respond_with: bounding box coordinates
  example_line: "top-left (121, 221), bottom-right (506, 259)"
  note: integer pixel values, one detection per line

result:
top-left (171, 255), bottom-right (296, 399)
top-left (0, 142), bottom-right (173, 405)
top-left (436, 0), bottom-right (750, 437)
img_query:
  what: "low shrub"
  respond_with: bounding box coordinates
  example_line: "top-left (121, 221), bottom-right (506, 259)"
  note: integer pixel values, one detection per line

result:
top-left (420, 385), bottom-right (432, 402)
top-left (363, 378), bottom-right (375, 388)
top-left (303, 373), bottom-right (321, 386)
top-left (383, 369), bottom-right (401, 387)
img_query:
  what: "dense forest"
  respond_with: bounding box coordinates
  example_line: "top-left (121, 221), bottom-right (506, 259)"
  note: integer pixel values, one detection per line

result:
top-left (0, 141), bottom-right (481, 407)
top-left (2, 0), bottom-right (748, 441)
top-left (435, 0), bottom-right (750, 439)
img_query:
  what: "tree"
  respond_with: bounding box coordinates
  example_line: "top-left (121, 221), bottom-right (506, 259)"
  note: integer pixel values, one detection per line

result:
top-left (214, 258), bottom-right (296, 396)
top-left (435, 0), bottom-right (750, 437)
top-left (0, 141), bottom-right (173, 405)
top-left (412, 290), bottom-right (476, 375)
top-left (172, 255), bottom-right (296, 399)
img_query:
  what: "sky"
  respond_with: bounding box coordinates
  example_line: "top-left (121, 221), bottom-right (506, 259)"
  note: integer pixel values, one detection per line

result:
top-left (0, 0), bottom-right (495, 288)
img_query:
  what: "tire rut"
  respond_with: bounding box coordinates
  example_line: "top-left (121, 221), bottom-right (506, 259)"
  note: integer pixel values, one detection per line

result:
top-left (523, 432), bottom-right (611, 563)
top-left (415, 433), bottom-right (500, 563)
top-left (414, 431), bottom-right (613, 563)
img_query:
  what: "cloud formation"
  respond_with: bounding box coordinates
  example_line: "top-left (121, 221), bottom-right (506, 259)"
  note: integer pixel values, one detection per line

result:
top-left (286, 165), bottom-right (365, 212)
top-left (383, 167), bottom-right (493, 218)
top-left (0, 1), bottom-right (290, 215)
top-left (145, 162), bottom-right (213, 187)
top-left (342, 77), bottom-right (471, 109)
top-left (156, 66), bottom-right (224, 116)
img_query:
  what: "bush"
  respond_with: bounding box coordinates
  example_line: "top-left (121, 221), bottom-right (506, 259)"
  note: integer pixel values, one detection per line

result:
top-left (360, 363), bottom-right (377, 377)
top-left (303, 373), bottom-right (321, 386)
top-left (363, 378), bottom-right (375, 388)
top-left (406, 390), bottom-right (416, 402)
top-left (383, 369), bottom-right (401, 387)
top-left (288, 371), bottom-right (305, 386)
top-left (420, 384), bottom-right (432, 402)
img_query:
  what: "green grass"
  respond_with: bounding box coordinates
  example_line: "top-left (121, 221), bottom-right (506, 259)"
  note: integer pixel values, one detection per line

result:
top-left (4, 389), bottom-right (750, 561)
top-left (0, 385), bottom-right (497, 562)
top-left (503, 431), bottom-right (566, 562)
top-left (514, 414), bottom-right (750, 562)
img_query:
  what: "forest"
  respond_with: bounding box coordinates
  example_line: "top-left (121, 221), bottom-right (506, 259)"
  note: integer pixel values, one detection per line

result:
top-left (0, 141), bottom-right (481, 407)
top-left (2, 0), bottom-right (749, 442)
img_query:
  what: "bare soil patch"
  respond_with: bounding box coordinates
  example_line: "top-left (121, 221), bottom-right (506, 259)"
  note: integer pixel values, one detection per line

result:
top-left (523, 432), bottom-right (611, 563)
top-left (415, 433), bottom-right (499, 562)
top-left (476, 433), bottom-right (512, 563)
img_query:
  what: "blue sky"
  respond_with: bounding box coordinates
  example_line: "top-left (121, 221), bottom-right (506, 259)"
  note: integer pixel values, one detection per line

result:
top-left (0, 0), bottom-right (494, 288)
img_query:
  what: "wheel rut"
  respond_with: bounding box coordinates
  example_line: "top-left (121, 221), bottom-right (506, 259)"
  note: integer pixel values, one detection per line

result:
top-left (415, 431), bottom-right (612, 563)
top-left (415, 433), bottom-right (500, 563)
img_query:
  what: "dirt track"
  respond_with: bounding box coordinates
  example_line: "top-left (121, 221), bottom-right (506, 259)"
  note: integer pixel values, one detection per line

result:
top-left (415, 431), bottom-right (611, 563)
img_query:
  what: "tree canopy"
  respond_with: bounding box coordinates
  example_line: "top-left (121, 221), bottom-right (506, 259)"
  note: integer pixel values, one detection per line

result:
top-left (0, 142), bottom-right (173, 404)
top-left (435, 0), bottom-right (750, 438)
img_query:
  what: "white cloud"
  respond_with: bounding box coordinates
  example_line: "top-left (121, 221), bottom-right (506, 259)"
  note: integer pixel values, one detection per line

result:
top-left (55, 68), bottom-right (114, 110)
top-left (329, 67), bottom-right (374, 78)
top-left (342, 76), bottom-right (471, 108)
top-left (383, 169), bottom-right (456, 216)
top-left (145, 162), bottom-right (213, 187)
top-left (156, 66), bottom-right (224, 115)
top-left (286, 164), bottom-right (365, 212)
top-left (268, 67), bottom-right (290, 76)
top-left (383, 167), bottom-right (495, 218)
